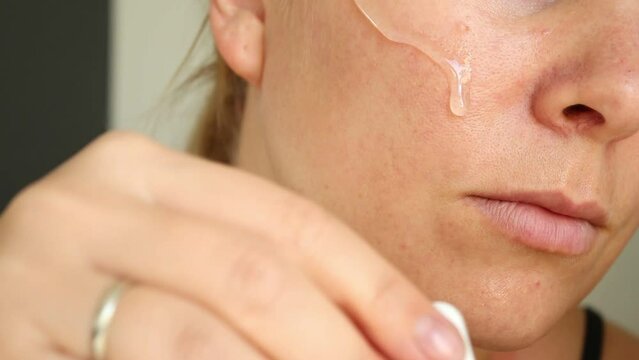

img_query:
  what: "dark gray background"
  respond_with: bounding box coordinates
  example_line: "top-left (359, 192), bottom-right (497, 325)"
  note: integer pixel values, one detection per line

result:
top-left (1, 1), bottom-right (109, 210)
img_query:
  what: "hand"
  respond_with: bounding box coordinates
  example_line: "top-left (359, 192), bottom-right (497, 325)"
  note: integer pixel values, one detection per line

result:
top-left (0, 131), bottom-right (465, 360)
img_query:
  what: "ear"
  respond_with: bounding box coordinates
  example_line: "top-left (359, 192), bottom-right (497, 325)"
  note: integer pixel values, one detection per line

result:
top-left (210, 0), bottom-right (265, 86)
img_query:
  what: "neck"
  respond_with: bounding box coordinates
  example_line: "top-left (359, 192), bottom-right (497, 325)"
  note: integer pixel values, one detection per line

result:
top-left (473, 306), bottom-right (585, 360)
top-left (233, 90), bottom-right (278, 180)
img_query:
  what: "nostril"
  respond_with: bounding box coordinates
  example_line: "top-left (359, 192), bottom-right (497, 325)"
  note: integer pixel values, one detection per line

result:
top-left (563, 104), bottom-right (605, 126)
top-left (563, 104), bottom-right (591, 116)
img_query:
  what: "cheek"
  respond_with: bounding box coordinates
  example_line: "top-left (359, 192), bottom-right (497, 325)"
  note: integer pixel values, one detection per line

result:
top-left (261, 3), bottom-right (639, 350)
top-left (264, 4), bottom-right (458, 188)
top-left (611, 139), bottom-right (639, 222)
top-left (264, 0), bottom-right (520, 194)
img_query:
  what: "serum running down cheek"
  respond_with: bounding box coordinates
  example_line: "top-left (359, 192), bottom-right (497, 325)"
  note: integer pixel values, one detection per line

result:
top-left (353, 0), bottom-right (473, 117)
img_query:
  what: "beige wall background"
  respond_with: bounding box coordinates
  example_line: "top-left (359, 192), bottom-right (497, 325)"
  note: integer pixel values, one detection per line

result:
top-left (109, 0), bottom-right (639, 335)
top-left (110, 0), bottom-right (208, 149)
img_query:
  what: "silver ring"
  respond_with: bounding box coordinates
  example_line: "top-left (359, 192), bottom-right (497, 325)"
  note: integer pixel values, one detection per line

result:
top-left (91, 281), bottom-right (129, 360)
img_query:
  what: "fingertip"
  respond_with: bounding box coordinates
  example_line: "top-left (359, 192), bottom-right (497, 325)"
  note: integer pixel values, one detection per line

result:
top-left (432, 301), bottom-right (476, 360)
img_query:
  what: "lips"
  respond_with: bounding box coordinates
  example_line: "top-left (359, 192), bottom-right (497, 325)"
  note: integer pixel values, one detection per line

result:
top-left (467, 192), bottom-right (607, 256)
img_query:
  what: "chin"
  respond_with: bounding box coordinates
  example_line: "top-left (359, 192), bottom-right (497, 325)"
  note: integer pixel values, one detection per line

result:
top-left (421, 263), bottom-right (581, 351)
top-left (415, 197), bottom-right (602, 350)
top-left (463, 298), bottom-right (562, 351)
top-left (393, 222), bottom-right (587, 351)
top-left (421, 243), bottom-right (584, 351)
top-left (334, 183), bottom-right (603, 351)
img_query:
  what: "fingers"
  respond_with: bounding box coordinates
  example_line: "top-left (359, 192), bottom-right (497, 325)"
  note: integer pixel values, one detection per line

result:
top-left (107, 286), bottom-right (268, 360)
top-left (4, 193), bottom-right (385, 360)
top-left (0, 257), bottom-right (82, 360)
top-left (126, 139), bottom-right (466, 359)
top-left (86, 206), bottom-right (384, 359)
top-left (5, 132), bottom-right (465, 360)
top-left (0, 241), bottom-right (269, 360)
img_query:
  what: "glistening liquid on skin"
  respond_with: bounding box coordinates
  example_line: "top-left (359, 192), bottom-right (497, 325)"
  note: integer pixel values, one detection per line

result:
top-left (353, 0), bottom-right (472, 117)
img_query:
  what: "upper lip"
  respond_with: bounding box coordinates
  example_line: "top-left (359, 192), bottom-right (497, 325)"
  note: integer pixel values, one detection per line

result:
top-left (470, 191), bottom-right (608, 228)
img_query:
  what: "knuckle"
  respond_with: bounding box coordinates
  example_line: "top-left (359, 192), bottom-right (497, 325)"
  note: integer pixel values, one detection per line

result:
top-left (170, 321), bottom-right (221, 360)
top-left (83, 131), bottom-right (170, 201)
top-left (131, 288), bottom-right (236, 360)
top-left (85, 130), bottom-right (165, 169)
top-left (273, 194), bottom-right (332, 251)
top-left (90, 130), bottom-right (158, 154)
top-left (225, 246), bottom-right (289, 315)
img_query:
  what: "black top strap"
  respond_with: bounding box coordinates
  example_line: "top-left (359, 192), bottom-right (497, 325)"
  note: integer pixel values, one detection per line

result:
top-left (582, 307), bottom-right (605, 360)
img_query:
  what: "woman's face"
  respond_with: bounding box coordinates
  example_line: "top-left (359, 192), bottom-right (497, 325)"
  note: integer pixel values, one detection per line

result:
top-left (252, 0), bottom-right (639, 350)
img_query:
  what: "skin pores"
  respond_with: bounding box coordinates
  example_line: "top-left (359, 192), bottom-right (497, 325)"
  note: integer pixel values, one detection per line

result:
top-left (241, 0), bottom-right (639, 350)
top-left (353, 0), bottom-right (473, 116)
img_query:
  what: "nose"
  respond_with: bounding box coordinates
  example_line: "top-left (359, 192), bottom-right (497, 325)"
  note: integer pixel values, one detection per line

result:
top-left (532, 10), bottom-right (639, 144)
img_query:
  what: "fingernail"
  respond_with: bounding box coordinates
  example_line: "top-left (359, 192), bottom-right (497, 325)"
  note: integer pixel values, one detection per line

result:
top-left (415, 314), bottom-right (465, 360)
top-left (433, 301), bottom-right (475, 360)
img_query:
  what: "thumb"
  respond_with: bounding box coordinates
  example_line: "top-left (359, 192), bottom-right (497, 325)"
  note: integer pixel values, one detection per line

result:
top-left (433, 302), bottom-right (476, 360)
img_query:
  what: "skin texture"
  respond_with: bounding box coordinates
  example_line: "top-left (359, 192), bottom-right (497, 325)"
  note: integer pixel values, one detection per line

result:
top-left (0, 1), bottom-right (637, 360)
top-left (0, 133), bottom-right (467, 360)
top-left (215, 0), bottom-right (639, 354)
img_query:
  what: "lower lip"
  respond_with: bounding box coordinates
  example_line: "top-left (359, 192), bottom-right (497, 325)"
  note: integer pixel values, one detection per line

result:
top-left (468, 197), bottom-right (597, 256)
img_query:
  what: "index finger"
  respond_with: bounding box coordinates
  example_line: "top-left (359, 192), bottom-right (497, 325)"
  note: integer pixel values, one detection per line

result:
top-left (139, 141), bottom-right (466, 360)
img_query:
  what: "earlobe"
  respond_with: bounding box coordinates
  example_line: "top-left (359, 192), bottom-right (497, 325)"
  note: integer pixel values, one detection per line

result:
top-left (210, 0), bottom-right (265, 86)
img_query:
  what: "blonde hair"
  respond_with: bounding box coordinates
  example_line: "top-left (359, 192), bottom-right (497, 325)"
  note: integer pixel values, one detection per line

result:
top-left (187, 50), bottom-right (247, 164)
